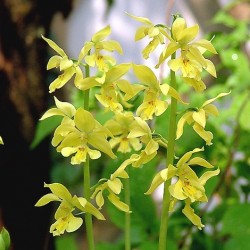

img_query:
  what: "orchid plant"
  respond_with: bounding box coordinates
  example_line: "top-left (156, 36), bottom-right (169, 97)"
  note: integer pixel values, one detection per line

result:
top-left (35, 13), bottom-right (230, 250)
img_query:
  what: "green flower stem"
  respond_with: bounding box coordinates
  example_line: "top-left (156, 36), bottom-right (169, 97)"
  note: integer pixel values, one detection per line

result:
top-left (124, 167), bottom-right (131, 250)
top-left (83, 63), bottom-right (95, 250)
top-left (158, 52), bottom-right (177, 250)
top-left (84, 156), bottom-right (95, 250)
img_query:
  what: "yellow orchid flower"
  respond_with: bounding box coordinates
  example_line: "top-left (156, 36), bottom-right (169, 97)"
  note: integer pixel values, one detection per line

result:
top-left (40, 97), bottom-right (116, 164)
top-left (104, 112), bottom-right (142, 153)
top-left (35, 183), bottom-right (104, 236)
top-left (155, 17), bottom-right (217, 91)
top-left (157, 17), bottom-right (217, 67)
top-left (0, 136), bottom-right (3, 145)
top-left (132, 64), bottom-right (186, 120)
top-left (127, 13), bottom-right (171, 59)
top-left (42, 35), bottom-right (84, 93)
top-left (79, 25), bottom-right (123, 78)
top-left (176, 92), bottom-right (230, 145)
top-left (145, 148), bottom-right (219, 229)
top-left (91, 169), bottom-right (130, 213)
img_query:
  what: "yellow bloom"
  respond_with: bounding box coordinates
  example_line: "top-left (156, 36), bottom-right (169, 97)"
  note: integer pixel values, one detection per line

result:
top-left (104, 112), bottom-right (142, 153)
top-left (146, 147), bottom-right (220, 229)
top-left (156, 17), bottom-right (217, 91)
top-left (0, 136), bottom-right (3, 145)
top-left (132, 64), bottom-right (186, 120)
top-left (176, 92), bottom-right (230, 145)
top-left (127, 13), bottom-right (171, 59)
top-left (40, 97), bottom-right (116, 164)
top-left (35, 183), bottom-right (104, 236)
top-left (79, 25), bottom-right (123, 78)
top-left (42, 35), bottom-right (84, 93)
top-left (91, 169), bottom-right (130, 212)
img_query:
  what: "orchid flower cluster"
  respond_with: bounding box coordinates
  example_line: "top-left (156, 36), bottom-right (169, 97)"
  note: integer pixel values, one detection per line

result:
top-left (35, 13), bottom-right (229, 248)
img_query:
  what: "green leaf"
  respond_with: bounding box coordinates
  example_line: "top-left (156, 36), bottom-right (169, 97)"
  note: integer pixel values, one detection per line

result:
top-left (30, 116), bottom-right (61, 149)
top-left (55, 233), bottom-right (78, 250)
top-left (239, 101), bottom-right (250, 131)
top-left (0, 235), bottom-right (6, 250)
top-left (221, 204), bottom-right (250, 238)
top-left (0, 227), bottom-right (10, 249)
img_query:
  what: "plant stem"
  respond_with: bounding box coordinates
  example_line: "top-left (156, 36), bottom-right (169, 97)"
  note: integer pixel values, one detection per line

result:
top-left (124, 167), bottom-right (131, 250)
top-left (84, 156), bottom-right (95, 250)
top-left (83, 63), bottom-right (95, 250)
top-left (158, 52), bottom-right (177, 250)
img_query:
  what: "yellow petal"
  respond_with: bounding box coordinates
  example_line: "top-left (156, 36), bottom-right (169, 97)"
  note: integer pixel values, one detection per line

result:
top-left (108, 193), bottom-right (130, 212)
top-left (199, 168), bottom-right (220, 186)
top-left (178, 24), bottom-right (199, 44)
top-left (35, 193), bottom-right (61, 206)
top-left (105, 63), bottom-right (131, 83)
top-left (81, 198), bottom-right (105, 220)
top-left (183, 77), bottom-right (206, 92)
top-left (107, 178), bottom-right (122, 194)
top-left (169, 180), bottom-right (187, 200)
top-left (145, 164), bottom-right (177, 195)
top-left (101, 40), bottom-right (123, 54)
top-left (188, 157), bottom-right (214, 168)
top-left (172, 18), bottom-right (186, 41)
top-left (177, 147), bottom-right (204, 168)
top-left (132, 64), bottom-right (158, 87)
top-left (40, 108), bottom-right (64, 120)
top-left (96, 191), bottom-right (104, 208)
top-left (193, 124), bottom-right (213, 145)
top-left (203, 104), bottom-right (219, 116)
top-left (78, 41), bottom-right (93, 61)
top-left (156, 42), bottom-right (179, 68)
top-left (41, 35), bottom-right (66, 57)
top-left (44, 183), bottom-right (72, 201)
top-left (192, 109), bottom-right (206, 127)
top-left (176, 112), bottom-right (192, 139)
top-left (66, 215), bottom-right (83, 233)
top-left (47, 55), bottom-right (62, 70)
top-left (54, 96), bottom-right (76, 118)
top-left (145, 139), bottom-right (159, 155)
top-left (182, 201), bottom-right (204, 230)
top-left (60, 57), bottom-right (73, 71)
top-left (74, 108), bottom-right (95, 132)
top-left (202, 91), bottom-right (231, 108)
top-left (193, 39), bottom-right (217, 54)
top-left (126, 12), bottom-right (153, 25)
top-left (92, 25), bottom-right (111, 42)
top-left (204, 59), bottom-right (217, 78)
top-left (135, 26), bottom-right (148, 41)
top-left (88, 148), bottom-right (101, 160)
top-left (88, 134), bottom-right (117, 159)
top-left (0, 136), bottom-right (3, 145)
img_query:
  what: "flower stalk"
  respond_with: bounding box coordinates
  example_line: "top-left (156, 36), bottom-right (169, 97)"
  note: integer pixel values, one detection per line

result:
top-left (158, 52), bottom-right (177, 250)
top-left (124, 169), bottom-right (131, 250)
top-left (83, 63), bottom-right (95, 250)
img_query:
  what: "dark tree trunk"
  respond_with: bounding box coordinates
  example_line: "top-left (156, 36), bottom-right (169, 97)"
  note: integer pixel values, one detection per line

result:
top-left (0, 0), bottom-right (73, 249)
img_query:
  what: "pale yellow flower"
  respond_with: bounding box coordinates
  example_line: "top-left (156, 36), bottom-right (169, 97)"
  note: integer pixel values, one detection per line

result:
top-left (145, 147), bottom-right (220, 229)
top-left (42, 35), bottom-right (84, 93)
top-left (40, 97), bottom-right (116, 164)
top-left (104, 112), bottom-right (142, 153)
top-left (35, 183), bottom-right (104, 236)
top-left (127, 13), bottom-right (171, 59)
top-left (176, 92), bottom-right (230, 145)
top-left (156, 17), bottom-right (217, 91)
top-left (79, 25), bottom-right (123, 79)
top-left (132, 64), bottom-right (186, 120)
top-left (0, 136), bottom-right (3, 145)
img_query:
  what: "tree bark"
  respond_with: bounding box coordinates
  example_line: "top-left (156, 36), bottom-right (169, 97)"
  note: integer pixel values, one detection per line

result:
top-left (0, 0), bottom-right (73, 249)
